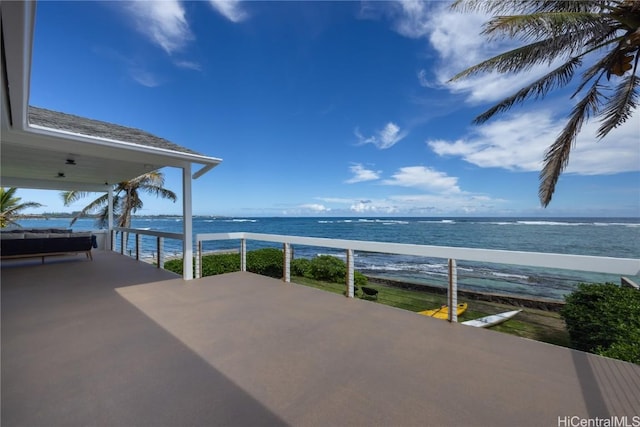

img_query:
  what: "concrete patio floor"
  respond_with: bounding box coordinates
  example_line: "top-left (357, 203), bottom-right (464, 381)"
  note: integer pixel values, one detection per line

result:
top-left (2, 251), bottom-right (639, 426)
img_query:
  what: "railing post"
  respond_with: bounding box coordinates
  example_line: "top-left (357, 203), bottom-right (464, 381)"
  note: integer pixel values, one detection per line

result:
top-left (346, 249), bottom-right (354, 298)
top-left (195, 240), bottom-right (202, 279)
top-left (110, 230), bottom-right (115, 251)
top-left (120, 232), bottom-right (125, 254)
top-left (135, 234), bottom-right (140, 260)
top-left (448, 258), bottom-right (458, 323)
top-left (240, 239), bottom-right (247, 272)
top-left (157, 236), bottom-right (164, 269)
top-left (283, 243), bottom-right (291, 283)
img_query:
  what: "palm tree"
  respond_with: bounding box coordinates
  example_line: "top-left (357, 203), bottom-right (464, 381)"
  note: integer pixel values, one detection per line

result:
top-left (61, 170), bottom-right (177, 228)
top-left (0, 187), bottom-right (43, 228)
top-left (449, 0), bottom-right (639, 206)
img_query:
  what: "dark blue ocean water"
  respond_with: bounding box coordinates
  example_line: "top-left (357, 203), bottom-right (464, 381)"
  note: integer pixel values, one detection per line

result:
top-left (14, 216), bottom-right (640, 301)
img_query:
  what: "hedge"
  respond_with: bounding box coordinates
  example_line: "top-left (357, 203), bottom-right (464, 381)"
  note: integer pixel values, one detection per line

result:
top-left (164, 247), bottom-right (282, 279)
top-left (561, 283), bottom-right (640, 364)
top-left (166, 251), bottom-right (367, 287)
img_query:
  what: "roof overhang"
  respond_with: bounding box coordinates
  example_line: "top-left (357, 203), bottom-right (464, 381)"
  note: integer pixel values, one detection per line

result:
top-left (0, 1), bottom-right (221, 192)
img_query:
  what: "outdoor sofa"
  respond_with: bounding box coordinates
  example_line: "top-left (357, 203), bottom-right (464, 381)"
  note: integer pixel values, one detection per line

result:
top-left (0, 229), bottom-right (96, 263)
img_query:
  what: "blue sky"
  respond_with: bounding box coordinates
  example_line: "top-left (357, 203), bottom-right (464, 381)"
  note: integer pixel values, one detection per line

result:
top-left (21, 1), bottom-right (640, 217)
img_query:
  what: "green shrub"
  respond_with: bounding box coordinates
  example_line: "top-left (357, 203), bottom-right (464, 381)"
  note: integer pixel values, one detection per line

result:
top-left (247, 248), bottom-right (283, 278)
top-left (291, 258), bottom-right (312, 277)
top-left (164, 258), bottom-right (183, 275)
top-left (561, 283), bottom-right (640, 364)
top-left (309, 255), bottom-right (346, 282)
top-left (354, 271), bottom-right (368, 287)
top-left (164, 248), bottom-right (283, 279)
top-left (598, 335), bottom-right (640, 363)
top-left (202, 253), bottom-right (240, 276)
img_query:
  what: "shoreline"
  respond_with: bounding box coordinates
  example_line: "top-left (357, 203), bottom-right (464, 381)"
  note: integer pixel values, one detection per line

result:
top-left (365, 275), bottom-right (565, 312)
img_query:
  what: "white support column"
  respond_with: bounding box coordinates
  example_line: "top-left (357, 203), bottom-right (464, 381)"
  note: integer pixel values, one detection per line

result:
top-left (346, 249), bottom-right (354, 298)
top-left (240, 239), bottom-right (247, 272)
top-left (182, 164), bottom-right (193, 280)
top-left (283, 243), bottom-right (291, 282)
top-left (448, 258), bottom-right (458, 323)
top-left (107, 186), bottom-right (113, 251)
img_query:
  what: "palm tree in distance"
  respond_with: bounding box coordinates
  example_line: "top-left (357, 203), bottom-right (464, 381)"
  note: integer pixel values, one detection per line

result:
top-left (62, 170), bottom-right (177, 228)
top-left (449, 0), bottom-right (639, 206)
top-left (0, 187), bottom-right (43, 228)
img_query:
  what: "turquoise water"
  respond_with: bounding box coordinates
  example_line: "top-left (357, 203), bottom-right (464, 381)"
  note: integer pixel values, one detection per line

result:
top-left (14, 216), bottom-right (640, 300)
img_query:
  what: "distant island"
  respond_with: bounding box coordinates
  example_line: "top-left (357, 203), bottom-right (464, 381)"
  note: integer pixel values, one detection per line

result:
top-left (22, 213), bottom-right (231, 220)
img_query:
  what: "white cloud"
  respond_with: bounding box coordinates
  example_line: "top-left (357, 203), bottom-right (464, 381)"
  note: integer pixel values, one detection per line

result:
top-left (174, 60), bottom-right (202, 71)
top-left (313, 193), bottom-right (503, 215)
top-left (427, 110), bottom-right (640, 175)
top-left (389, 193), bottom-right (503, 214)
top-left (313, 188), bottom-right (505, 215)
top-left (350, 200), bottom-right (399, 214)
top-left (383, 166), bottom-right (462, 193)
top-left (355, 122), bottom-right (407, 149)
top-left (345, 163), bottom-right (381, 184)
top-left (299, 203), bottom-right (331, 212)
top-left (428, 111), bottom-right (552, 171)
top-left (129, 68), bottom-right (162, 87)
top-left (208, 0), bottom-right (248, 23)
top-left (565, 119), bottom-right (640, 175)
top-left (390, 0), bottom-right (431, 39)
top-left (417, 69), bottom-right (430, 88)
top-left (316, 197), bottom-right (357, 204)
top-left (125, 1), bottom-right (193, 55)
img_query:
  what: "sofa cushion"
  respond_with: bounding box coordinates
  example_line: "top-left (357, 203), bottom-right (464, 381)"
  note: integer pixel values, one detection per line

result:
top-left (24, 232), bottom-right (48, 239)
top-left (0, 233), bottom-right (25, 240)
top-left (48, 233), bottom-right (71, 238)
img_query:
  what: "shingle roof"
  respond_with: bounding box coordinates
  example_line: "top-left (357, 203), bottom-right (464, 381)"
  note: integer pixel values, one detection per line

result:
top-left (28, 106), bottom-right (203, 156)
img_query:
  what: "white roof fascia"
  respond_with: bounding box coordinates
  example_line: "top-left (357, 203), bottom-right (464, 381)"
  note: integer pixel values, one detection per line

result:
top-left (27, 124), bottom-right (223, 169)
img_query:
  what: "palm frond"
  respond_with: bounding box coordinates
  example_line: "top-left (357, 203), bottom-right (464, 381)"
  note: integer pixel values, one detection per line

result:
top-left (474, 56), bottom-right (582, 124)
top-left (1, 202), bottom-right (43, 218)
top-left (484, 12), bottom-right (612, 43)
top-left (572, 37), bottom-right (626, 96)
top-left (61, 190), bottom-right (92, 206)
top-left (450, 28), bottom-right (604, 82)
top-left (0, 187), bottom-right (18, 204)
top-left (138, 184), bottom-right (178, 202)
top-left (539, 83), bottom-right (604, 207)
top-left (59, 170), bottom-right (174, 228)
top-left (452, 1), bottom-right (614, 15)
top-left (597, 65), bottom-right (639, 138)
top-left (93, 205), bottom-right (111, 229)
top-left (129, 170), bottom-right (165, 187)
top-left (69, 193), bottom-right (110, 226)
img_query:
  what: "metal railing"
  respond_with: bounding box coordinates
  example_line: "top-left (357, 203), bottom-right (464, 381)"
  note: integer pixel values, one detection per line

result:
top-left (111, 227), bottom-right (183, 269)
top-left (195, 232), bottom-right (640, 322)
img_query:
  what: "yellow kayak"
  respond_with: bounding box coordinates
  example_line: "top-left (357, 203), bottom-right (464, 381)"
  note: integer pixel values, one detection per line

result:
top-left (418, 303), bottom-right (468, 319)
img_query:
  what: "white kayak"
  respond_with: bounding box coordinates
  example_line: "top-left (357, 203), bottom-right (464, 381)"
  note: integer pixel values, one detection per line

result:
top-left (461, 309), bottom-right (522, 328)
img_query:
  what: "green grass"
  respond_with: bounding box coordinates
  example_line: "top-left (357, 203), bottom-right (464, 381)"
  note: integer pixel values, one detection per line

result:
top-left (291, 275), bottom-right (570, 347)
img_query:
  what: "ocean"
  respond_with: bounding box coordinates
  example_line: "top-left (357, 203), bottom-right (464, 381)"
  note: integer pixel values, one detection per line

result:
top-left (13, 216), bottom-right (640, 301)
